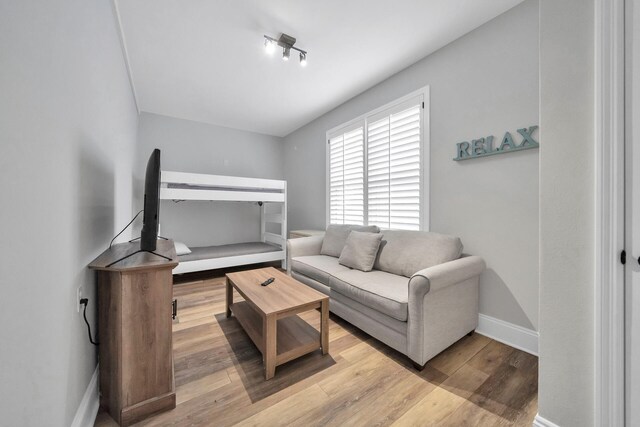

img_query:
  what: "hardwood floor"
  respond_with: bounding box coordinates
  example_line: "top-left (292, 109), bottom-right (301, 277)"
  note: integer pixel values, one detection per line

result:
top-left (95, 271), bottom-right (538, 427)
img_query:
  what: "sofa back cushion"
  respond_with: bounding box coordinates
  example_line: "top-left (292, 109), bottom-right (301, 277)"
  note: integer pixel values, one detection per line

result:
top-left (374, 230), bottom-right (463, 277)
top-left (320, 224), bottom-right (380, 257)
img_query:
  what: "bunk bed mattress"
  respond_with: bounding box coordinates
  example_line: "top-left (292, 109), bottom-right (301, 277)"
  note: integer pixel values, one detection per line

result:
top-left (178, 242), bottom-right (281, 262)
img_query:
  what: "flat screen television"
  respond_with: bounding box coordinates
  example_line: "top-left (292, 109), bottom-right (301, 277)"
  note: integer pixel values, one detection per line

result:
top-left (140, 148), bottom-right (161, 252)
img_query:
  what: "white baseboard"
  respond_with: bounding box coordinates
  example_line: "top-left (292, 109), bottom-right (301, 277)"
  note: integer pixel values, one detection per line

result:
top-left (71, 364), bottom-right (100, 427)
top-left (476, 314), bottom-right (538, 356)
top-left (533, 413), bottom-right (560, 427)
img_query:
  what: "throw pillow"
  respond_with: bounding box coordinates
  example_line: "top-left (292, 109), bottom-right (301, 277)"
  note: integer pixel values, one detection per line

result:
top-left (174, 241), bottom-right (192, 256)
top-left (320, 224), bottom-right (380, 257)
top-left (338, 231), bottom-right (384, 272)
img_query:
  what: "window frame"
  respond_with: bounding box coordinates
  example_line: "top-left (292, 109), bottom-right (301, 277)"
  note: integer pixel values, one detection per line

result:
top-left (325, 86), bottom-right (430, 230)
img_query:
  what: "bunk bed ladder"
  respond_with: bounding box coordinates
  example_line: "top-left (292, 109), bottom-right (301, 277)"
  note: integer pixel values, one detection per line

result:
top-left (259, 185), bottom-right (287, 269)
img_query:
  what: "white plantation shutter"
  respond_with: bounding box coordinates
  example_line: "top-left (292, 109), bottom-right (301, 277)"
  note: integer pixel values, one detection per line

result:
top-left (368, 103), bottom-right (422, 230)
top-left (327, 91), bottom-right (425, 230)
top-left (367, 116), bottom-right (391, 227)
top-left (329, 126), bottom-right (364, 225)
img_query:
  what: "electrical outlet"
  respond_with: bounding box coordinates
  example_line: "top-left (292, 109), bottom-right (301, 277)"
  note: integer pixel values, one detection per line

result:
top-left (77, 286), bottom-right (83, 313)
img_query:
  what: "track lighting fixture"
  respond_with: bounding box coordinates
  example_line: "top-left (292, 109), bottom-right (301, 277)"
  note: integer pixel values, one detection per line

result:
top-left (264, 33), bottom-right (308, 67)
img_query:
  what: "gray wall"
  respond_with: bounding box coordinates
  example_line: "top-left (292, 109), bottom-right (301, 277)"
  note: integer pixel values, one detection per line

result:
top-left (538, 0), bottom-right (595, 424)
top-left (0, 0), bottom-right (138, 425)
top-left (283, 0), bottom-right (539, 331)
top-left (136, 113), bottom-right (285, 247)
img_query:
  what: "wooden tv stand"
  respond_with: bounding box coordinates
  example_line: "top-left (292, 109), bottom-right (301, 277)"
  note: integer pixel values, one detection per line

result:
top-left (89, 239), bottom-right (178, 426)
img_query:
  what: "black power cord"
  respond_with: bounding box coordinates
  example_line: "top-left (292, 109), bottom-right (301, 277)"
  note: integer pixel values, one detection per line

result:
top-left (109, 209), bottom-right (144, 249)
top-left (80, 298), bottom-right (99, 346)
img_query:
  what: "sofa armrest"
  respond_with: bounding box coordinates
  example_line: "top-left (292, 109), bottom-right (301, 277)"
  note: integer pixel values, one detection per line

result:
top-left (406, 255), bottom-right (485, 365)
top-left (408, 255), bottom-right (486, 301)
top-left (286, 235), bottom-right (324, 274)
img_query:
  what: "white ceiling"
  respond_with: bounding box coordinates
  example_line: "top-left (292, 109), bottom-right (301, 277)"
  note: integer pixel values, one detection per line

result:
top-left (116, 0), bottom-right (524, 137)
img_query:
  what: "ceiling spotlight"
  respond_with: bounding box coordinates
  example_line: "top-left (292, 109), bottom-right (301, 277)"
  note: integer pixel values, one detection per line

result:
top-left (263, 33), bottom-right (308, 67)
top-left (264, 38), bottom-right (275, 54)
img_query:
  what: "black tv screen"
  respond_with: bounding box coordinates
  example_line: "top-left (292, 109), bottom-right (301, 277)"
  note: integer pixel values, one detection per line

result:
top-left (140, 149), bottom-right (161, 252)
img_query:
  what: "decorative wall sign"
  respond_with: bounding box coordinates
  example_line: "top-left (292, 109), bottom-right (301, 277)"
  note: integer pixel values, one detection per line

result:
top-left (453, 125), bottom-right (539, 161)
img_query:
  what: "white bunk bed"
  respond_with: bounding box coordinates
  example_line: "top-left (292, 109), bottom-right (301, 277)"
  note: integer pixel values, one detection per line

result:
top-left (160, 171), bottom-right (287, 275)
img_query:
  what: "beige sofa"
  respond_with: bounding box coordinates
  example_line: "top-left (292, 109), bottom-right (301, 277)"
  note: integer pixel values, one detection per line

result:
top-left (287, 226), bottom-right (486, 368)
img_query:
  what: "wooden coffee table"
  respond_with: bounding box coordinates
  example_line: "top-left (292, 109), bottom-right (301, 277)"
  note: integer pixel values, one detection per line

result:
top-left (225, 267), bottom-right (329, 380)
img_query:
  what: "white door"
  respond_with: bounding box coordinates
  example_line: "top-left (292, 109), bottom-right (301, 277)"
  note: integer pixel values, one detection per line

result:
top-left (626, 0), bottom-right (640, 424)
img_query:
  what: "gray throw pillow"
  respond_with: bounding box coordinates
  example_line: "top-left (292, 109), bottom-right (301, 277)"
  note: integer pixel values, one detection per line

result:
top-left (320, 224), bottom-right (380, 257)
top-left (338, 231), bottom-right (384, 272)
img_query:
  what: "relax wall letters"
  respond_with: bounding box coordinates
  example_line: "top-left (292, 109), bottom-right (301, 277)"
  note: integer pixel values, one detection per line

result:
top-left (453, 125), bottom-right (539, 161)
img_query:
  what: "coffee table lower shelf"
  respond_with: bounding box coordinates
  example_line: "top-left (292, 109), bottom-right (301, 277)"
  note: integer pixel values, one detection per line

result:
top-left (230, 301), bottom-right (321, 369)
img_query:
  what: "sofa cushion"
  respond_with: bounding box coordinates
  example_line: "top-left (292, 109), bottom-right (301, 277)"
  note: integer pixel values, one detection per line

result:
top-left (330, 269), bottom-right (409, 321)
top-left (338, 231), bottom-right (383, 272)
top-left (291, 271), bottom-right (331, 296)
top-left (320, 224), bottom-right (380, 257)
top-left (291, 255), bottom-right (352, 285)
top-left (330, 290), bottom-right (408, 334)
top-left (374, 230), bottom-right (463, 277)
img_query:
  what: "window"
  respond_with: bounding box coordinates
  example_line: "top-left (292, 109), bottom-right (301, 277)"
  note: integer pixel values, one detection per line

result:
top-left (327, 89), bottom-right (428, 231)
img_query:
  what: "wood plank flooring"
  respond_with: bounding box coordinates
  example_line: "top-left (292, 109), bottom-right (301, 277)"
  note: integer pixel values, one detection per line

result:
top-left (95, 271), bottom-right (538, 427)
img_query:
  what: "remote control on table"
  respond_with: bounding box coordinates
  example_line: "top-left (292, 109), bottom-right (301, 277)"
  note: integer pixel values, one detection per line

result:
top-left (261, 277), bottom-right (275, 286)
